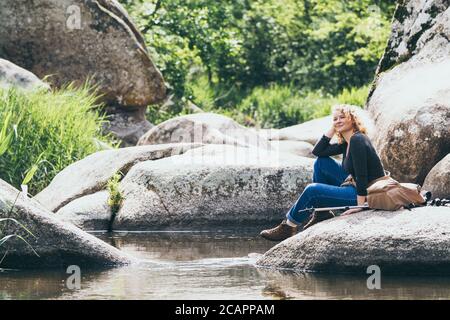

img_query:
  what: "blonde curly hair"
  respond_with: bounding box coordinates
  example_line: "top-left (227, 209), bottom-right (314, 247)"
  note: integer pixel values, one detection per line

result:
top-left (331, 104), bottom-right (368, 144)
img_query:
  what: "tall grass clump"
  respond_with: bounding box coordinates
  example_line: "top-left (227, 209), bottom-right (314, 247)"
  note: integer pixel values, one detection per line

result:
top-left (0, 85), bottom-right (116, 195)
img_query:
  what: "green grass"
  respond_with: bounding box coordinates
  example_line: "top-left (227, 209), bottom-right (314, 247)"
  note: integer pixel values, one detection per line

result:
top-left (0, 85), bottom-right (117, 195)
top-left (235, 85), bottom-right (326, 128)
top-left (148, 79), bottom-right (369, 128)
top-left (0, 194), bottom-right (39, 265)
top-left (146, 101), bottom-right (192, 126)
top-left (185, 77), bottom-right (370, 128)
top-left (235, 84), bottom-right (371, 128)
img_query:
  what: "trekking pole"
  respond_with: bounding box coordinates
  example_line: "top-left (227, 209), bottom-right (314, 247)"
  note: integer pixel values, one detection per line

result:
top-left (295, 204), bottom-right (370, 216)
top-left (300, 205), bottom-right (371, 230)
top-left (313, 204), bottom-right (370, 212)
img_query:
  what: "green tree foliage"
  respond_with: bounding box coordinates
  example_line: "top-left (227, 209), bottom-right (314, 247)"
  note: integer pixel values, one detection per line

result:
top-left (121, 0), bottom-right (394, 92)
top-left (120, 0), bottom-right (395, 126)
top-left (288, 0), bottom-right (394, 92)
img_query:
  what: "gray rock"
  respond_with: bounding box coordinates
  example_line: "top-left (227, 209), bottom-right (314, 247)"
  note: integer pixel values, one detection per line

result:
top-left (137, 113), bottom-right (271, 149)
top-left (0, 179), bottom-right (132, 269)
top-left (113, 144), bottom-right (314, 230)
top-left (56, 191), bottom-right (112, 231)
top-left (187, 100), bottom-right (204, 114)
top-left (257, 207), bottom-right (450, 274)
top-left (269, 140), bottom-right (314, 158)
top-left (376, 0), bottom-right (450, 74)
top-left (0, 58), bottom-right (49, 91)
top-left (423, 154), bottom-right (450, 199)
top-left (249, 128), bottom-right (280, 141)
top-left (269, 116), bottom-right (333, 144)
top-left (35, 143), bottom-right (203, 212)
top-left (0, 0), bottom-right (165, 108)
top-left (103, 109), bottom-right (154, 147)
top-left (92, 138), bottom-right (115, 151)
top-left (367, 2), bottom-right (450, 184)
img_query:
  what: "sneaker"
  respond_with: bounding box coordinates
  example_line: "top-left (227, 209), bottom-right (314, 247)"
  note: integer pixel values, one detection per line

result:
top-left (260, 219), bottom-right (298, 241)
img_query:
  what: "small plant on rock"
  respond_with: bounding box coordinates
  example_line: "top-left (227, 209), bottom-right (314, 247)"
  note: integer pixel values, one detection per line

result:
top-left (106, 172), bottom-right (124, 232)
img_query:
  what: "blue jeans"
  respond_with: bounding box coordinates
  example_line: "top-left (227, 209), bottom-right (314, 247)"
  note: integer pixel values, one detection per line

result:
top-left (286, 156), bottom-right (357, 225)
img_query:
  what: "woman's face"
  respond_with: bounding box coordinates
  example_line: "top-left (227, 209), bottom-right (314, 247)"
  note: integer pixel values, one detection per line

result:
top-left (333, 111), bottom-right (354, 134)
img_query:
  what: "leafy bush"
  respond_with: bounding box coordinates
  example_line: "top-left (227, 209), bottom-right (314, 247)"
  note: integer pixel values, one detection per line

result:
top-left (232, 84), bottom-right (369, 129)
top-left (188, 73), bottom-right (249, 110)
top-left (337, 86), bottom-right (370, 107)
top-left (0, 86), bottom-right (116, 195)
top-left (146, 99), bottom-right (193, 125)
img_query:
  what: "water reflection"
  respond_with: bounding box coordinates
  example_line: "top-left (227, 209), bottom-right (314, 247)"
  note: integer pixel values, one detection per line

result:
top-left (257, 269), bottom-right (450, 300)
top-left (0, 268), bottom-right (88, 300)
top-left (1, 230), bottom-right (450, 300)
top-left (96, 230), bottom-right (273, 262)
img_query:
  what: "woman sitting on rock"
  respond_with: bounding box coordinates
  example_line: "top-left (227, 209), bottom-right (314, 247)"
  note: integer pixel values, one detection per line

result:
top-left (260, 104), bottom-right (386, 241)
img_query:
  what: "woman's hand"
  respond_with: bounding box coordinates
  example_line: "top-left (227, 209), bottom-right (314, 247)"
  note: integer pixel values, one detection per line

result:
top-left (342, 196), bottom-right (367, 216)
top-left (325, 126), bottom-right (335, 139)
top-left (341, 207), bottom-right (363, 216)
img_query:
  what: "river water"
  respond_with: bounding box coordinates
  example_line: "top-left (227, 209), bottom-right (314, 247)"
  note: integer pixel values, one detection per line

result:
top-left (1, 228), bottom-right (450, 300)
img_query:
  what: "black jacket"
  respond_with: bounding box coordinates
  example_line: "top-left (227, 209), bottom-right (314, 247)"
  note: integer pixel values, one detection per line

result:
top-left (312, 132), bottom-right (385, 196)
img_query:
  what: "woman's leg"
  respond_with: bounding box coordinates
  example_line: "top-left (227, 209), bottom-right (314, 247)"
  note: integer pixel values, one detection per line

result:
top-left (286, 183), bottom-right (357, 225)
top-left (313, 156), bottom-right (349, 186)
top-left (260, 157), bottom-right (355, 241)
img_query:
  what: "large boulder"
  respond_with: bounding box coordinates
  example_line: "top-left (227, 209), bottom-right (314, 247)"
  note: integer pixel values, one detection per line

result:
top-left (0, 0), bottom-right (165, 108)
top-left (102, 108), bottom-right (154, 147)
top-left (269, 140), bottom-right (314, 158)
top-left (0, 58), bottom-right (49, 91)
top-left (269, 116), bottom-right (333, 144)
top-left (0, 179), bottom-right (132, 269)
top-left (35, 143), bottom-right (203, 212)
top-left (422, 154), bottom-right (450, 199)
top-left (375, 0), bottom-right (450, 74)
top-left (257, 207), bottom-right (450, 274)
top-left (137, 113), bottom-right (271, 149)
top-left (46, 144), bottom-right (314, 230)
top-left (56, 191), bottom-right (112, 231)
top-left (0, 0), bottom-right (166, 146)
top-left (55, 144), bottom-right (315, 230)
top-left (113, 144), bottom-right (314, 230)
top-left (367, 1), bottom-right (450, 184)
top-left (249, 128), bottom-right (280, 141)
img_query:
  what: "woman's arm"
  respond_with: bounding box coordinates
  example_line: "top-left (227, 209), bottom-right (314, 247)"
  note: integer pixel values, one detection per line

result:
top-left (356, 195), bottom-right (367, 206)
top-left (312, 127), bottom-right (345, 157)
top-left (341, 135), bottom-right (369, 216)
top-left (350, 134), bottom-right (369, 197)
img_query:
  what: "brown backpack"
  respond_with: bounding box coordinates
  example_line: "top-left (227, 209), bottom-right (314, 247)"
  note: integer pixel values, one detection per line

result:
top-left (366, 175), bottom-right (426, 211)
